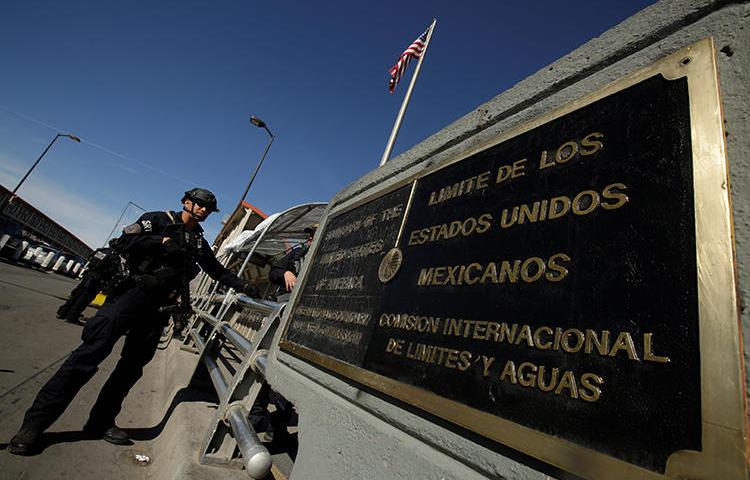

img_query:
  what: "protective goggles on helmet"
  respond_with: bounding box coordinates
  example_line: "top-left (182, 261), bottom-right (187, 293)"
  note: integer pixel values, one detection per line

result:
top-left (182, 188), bottom-right (219, 212)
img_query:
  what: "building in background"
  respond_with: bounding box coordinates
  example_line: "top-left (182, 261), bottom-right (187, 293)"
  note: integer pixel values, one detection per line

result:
top-left (212, 200), bottom-right (269, 285)
top-left (0, 184), bottom-right (92, 261)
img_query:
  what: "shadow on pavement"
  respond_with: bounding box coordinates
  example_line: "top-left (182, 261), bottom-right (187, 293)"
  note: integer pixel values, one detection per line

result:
top-left (0, 386), bottom-right (218, 455)
top-left (125, 386), bottom-right (217, 441)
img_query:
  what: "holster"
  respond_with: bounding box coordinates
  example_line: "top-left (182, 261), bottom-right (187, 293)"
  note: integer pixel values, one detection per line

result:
top-left (107, 276), bottom-right (136, 300)
top-left (134, 267), bottom-right (177, 291)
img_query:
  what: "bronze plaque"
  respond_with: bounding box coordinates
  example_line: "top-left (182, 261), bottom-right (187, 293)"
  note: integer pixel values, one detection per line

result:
top-left (281, 39), bottom-right (747, 480)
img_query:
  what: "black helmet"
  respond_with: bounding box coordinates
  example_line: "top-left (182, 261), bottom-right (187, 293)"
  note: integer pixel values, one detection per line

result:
top-left (182, 188), bottom-right (220, 212)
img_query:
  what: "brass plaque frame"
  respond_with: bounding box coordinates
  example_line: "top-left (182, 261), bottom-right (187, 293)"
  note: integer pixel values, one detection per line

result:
top-left (280, 38), bottom-right (747, 480)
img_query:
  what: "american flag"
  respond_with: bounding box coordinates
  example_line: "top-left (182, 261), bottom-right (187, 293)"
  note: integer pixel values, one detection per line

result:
top-left (388, 28), bottom-right (429, 93)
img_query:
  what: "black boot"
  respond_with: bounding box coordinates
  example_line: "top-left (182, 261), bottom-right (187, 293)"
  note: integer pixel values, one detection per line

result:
top-left (103, 426), bottom-right (131, 445)
top-left (65, 315), bottom-right (84, 326)
top-left (83, 423), bottom-right (131, 445)
top-left (8, 426), bottom-right (43, 455)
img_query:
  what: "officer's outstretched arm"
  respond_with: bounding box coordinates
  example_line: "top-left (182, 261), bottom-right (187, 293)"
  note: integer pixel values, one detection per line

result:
top-left (197, 239), bottom-right (258, 297)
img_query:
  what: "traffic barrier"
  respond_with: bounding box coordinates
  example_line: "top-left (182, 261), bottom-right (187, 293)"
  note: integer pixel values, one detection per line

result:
top-left (173, 202), bottom-right (324, 477)
top-left (52, 256), bottom-right (66, 271)
top-left (41, 251), bottom-right (55, 268)
top-left (22, 247), bottom-right (35, 261)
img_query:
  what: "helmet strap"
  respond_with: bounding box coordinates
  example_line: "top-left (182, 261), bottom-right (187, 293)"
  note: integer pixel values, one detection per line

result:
top-left (182, 200), bottom-right (204, 224)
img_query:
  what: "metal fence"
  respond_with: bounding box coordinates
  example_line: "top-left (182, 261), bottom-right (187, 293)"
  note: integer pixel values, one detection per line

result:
top-left (180, 291), bottom-right (285, 479)
top-left (174, 202), bottom-right (327, 478)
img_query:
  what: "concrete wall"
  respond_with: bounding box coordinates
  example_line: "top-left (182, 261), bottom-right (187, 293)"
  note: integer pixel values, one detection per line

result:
top-left (268, 1), bottom-right (750, 478)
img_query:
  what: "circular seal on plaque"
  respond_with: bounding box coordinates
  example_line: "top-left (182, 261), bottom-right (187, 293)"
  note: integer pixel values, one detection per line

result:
top-left (378, 247), bottom-right (403, 283)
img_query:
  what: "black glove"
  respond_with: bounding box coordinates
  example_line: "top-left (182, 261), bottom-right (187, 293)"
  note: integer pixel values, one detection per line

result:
top-left (242, 282), bottom-right (259, 298)
top-left (162, 240), bottom-right (184, 259)
top-left (135, 274), bottom-right (159, 291)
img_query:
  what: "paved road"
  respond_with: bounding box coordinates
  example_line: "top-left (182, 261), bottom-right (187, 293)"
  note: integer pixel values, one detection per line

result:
top-left (0, 261), bottom-right (90, 394)
top-left (0, 261), bottom-right (249, 480)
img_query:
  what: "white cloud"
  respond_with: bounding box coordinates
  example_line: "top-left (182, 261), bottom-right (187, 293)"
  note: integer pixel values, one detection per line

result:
top-left (0, 154), bottom-right (117, 248)
top-left (0, 156), bottom-right (28, 178)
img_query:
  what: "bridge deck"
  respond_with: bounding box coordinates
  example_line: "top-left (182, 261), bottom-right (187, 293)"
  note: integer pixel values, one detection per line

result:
top-left (0, 261), bottom-right (254, 480)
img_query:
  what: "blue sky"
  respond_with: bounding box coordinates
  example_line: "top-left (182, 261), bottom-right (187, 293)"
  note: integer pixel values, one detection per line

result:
top-left (0, 0), bottom-right (655, 248)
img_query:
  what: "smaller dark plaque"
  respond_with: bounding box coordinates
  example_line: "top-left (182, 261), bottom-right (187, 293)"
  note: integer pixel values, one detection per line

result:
top-left (284, 185), bottom-right (411, 366)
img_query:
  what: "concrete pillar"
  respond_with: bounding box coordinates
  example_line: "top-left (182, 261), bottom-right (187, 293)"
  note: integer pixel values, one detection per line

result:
top-left (22, 247), bottom-right (35, 261)
top-left (41, 252), bottom-right (55, 268)
top-left (52, 256), bottom-right (66, 271)
top-left (0, 234), bottom-right (9, 251)
top-left (72, 263), bottom-right (81, 275)
top-left (33, 249), bottom-right (46, 265)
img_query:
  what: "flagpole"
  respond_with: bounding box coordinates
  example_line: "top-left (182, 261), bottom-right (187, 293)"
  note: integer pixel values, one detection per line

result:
top-left (379, 19), bottom-right (437, 167)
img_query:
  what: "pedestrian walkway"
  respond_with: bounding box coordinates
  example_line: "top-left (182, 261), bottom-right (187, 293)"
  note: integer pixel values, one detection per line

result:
top-left (0, 262), bottom-right (251, 480)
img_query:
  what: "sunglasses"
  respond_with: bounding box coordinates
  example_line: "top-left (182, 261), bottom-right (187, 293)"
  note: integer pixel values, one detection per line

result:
top-left (191, 200), bottom-right (211, 210)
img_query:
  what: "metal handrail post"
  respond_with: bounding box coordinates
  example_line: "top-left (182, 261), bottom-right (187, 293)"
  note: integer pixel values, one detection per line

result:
top-left (215, 228), bottom-right (269, 321)
top-left (193, 272), bottom-right (210, 299)
top-left (225, 404), bottom-right (272, 478)
top-left (199, 278), bottom-right (220, 310)
top-left (203, 352), bottom-right (229, 400)
top-left (190, 329), bottom-right (205, 350)
top-left (198, 311), bottom-right (220, 328)
top-left (235, 295), bottom-right (280, 315)
top-left (195, 309), bottom-right (281, 477)
top-left (200, 252), bottom-right (234, 309)
top-left (253, 352), bottom-right (267, 378)
top-left (220, 323), bottom-right (253, 357)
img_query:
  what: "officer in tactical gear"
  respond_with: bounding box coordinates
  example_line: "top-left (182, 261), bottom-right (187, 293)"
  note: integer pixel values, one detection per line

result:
top-left (268, 223), bottom-right (318, 296)
top-left (9, 188), bottom-right (258, 455)
top-left (56, 245), bottom-right (122, 324)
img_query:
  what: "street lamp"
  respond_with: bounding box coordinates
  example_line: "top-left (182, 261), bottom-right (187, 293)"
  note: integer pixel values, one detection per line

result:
top-left (0, 133), bottom-right (81, 214)
top-left (239, 116), bottom-right (274, 205)
top-left (103, 200), bottom-right (147, 247)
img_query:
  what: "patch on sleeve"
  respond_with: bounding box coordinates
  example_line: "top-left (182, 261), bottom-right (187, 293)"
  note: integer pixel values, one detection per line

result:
top-left (141, 220), bottom-right (152, 232)
top-left (123, 223), bottom-right (142, 234)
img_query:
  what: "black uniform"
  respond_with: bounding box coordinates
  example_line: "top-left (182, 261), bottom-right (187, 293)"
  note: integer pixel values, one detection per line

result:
top-left (56, 247), bottom-right (121, 322)
top-left (17, 210), bottom-right (254, 435)
top-left (268, 244), bottom-right (309, 293)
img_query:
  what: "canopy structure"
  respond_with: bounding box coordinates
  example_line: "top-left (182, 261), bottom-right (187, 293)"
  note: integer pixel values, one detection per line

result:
top-left (232, 203), bottom-right (327, 257)
top-left (194, 202), bottom-right (327, 304)
top-left (222, 202), bottom-right (327, 275)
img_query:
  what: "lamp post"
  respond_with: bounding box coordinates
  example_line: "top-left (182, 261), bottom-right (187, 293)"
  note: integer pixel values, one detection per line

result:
top-left (103, 200), bottom-right (147, 247)
top-left (0, 133), bottom-right (81, 214)
top-left (239, 116), bottom-right (274, 205)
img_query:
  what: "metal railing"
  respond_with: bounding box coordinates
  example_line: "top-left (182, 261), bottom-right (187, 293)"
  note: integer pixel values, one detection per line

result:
top-left (181, 292), bottom-right (284, 479)
top-left (178, 203), bottom-right (325, 476)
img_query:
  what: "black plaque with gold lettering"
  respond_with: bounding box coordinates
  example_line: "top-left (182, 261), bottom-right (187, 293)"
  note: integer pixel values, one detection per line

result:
top-left (281, 40), bottom-right (747, 480)
top-left (284, 185), bottom-right (411, 365)
top-left (364, 74), bottom-right (699, 471)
